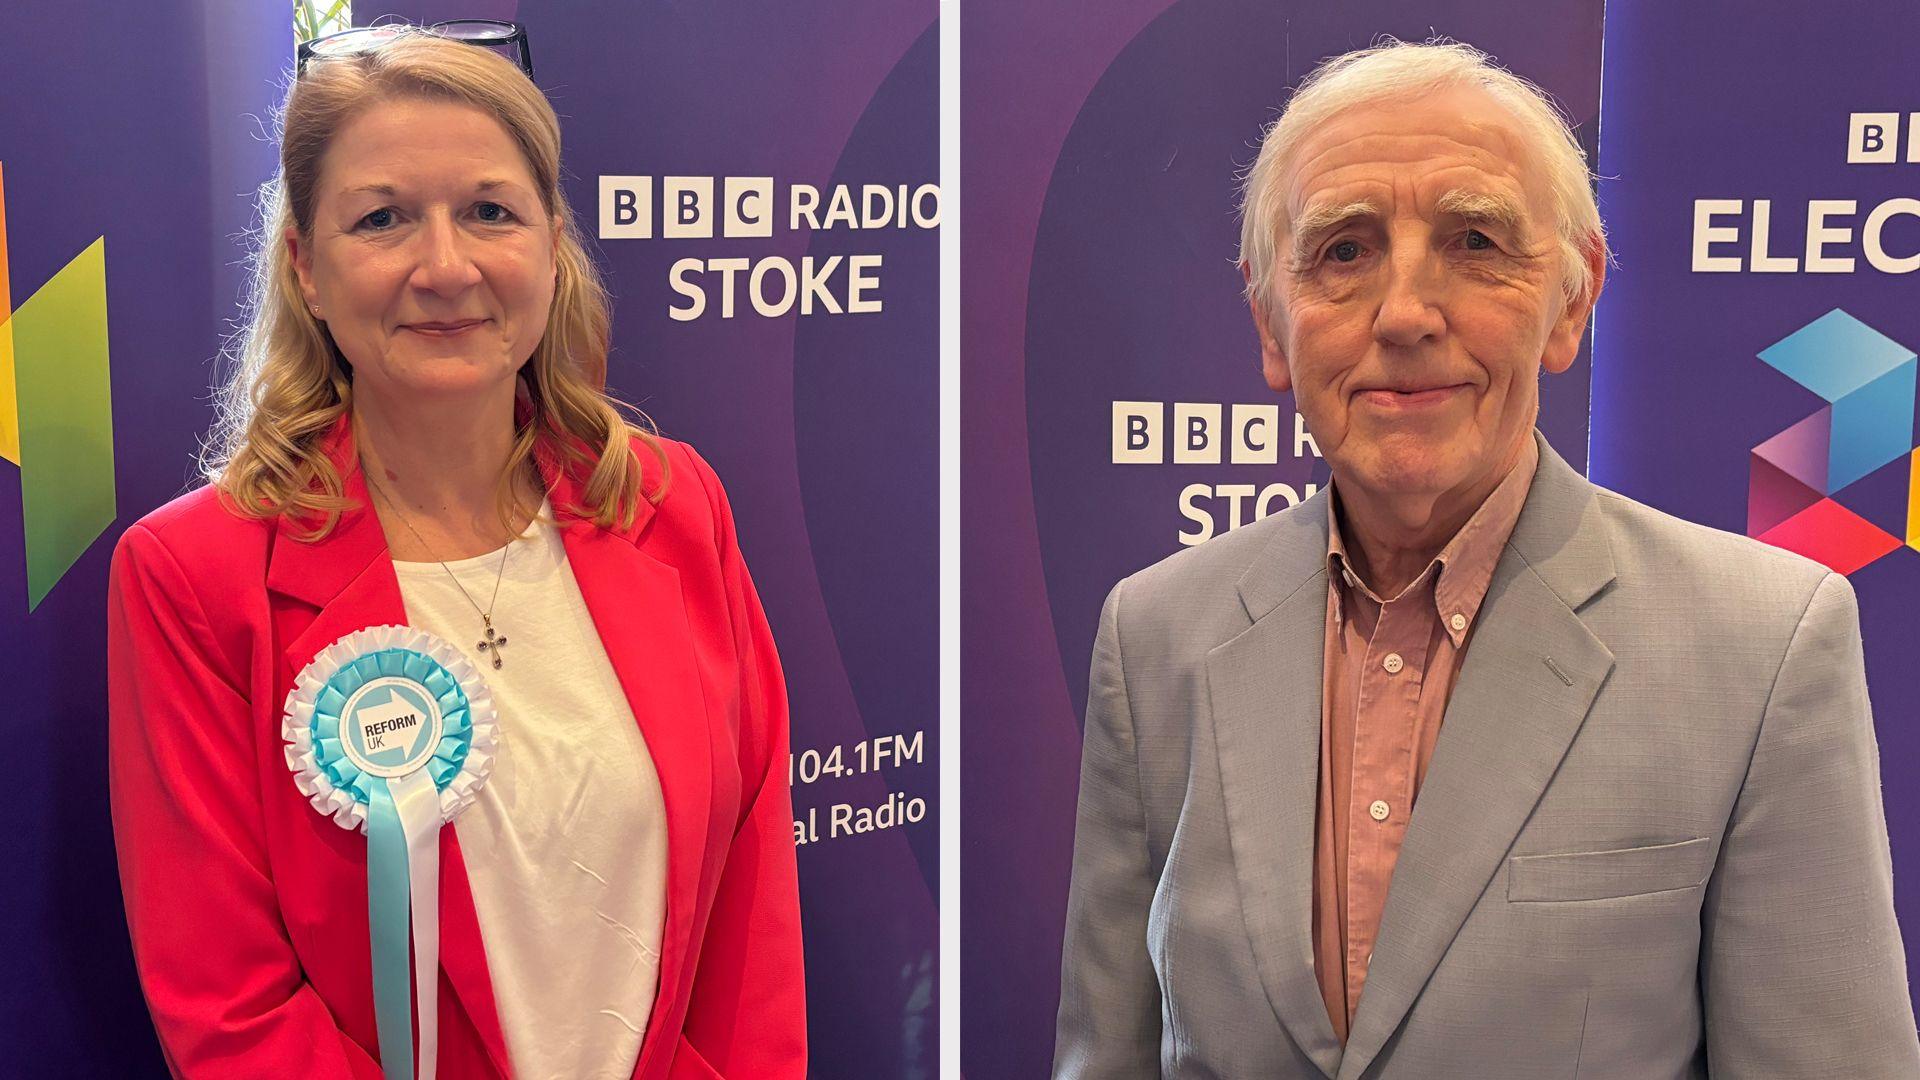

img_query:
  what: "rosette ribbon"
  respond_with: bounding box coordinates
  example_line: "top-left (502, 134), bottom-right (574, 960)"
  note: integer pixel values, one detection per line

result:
top-left (282, 626), bottom-right (498, 1080)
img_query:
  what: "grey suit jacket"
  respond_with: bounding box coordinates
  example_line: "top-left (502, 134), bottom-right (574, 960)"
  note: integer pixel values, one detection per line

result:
top-left (1053, 434), bottom-right (1920, 1079)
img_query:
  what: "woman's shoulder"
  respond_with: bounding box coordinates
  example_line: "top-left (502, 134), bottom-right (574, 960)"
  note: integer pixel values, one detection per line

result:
top-left (124, 482), bottom-right (273, 547)
top-left (623, 433), bottom-right (738, 557)
top-left (113, 483), bottom-right (275, 597)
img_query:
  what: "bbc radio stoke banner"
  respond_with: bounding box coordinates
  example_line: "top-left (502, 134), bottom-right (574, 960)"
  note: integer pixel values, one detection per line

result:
top-left (1, 2), bottom-right (936, 1076)
top-left (467, 5), bottom-right (942, 1075)
top-left (377, 6), bottom-right (942, 1077)
top-left (962, 2), bottom-right (1601, 1073)
top-left (1591, 0), bottom-right (1920, 1013)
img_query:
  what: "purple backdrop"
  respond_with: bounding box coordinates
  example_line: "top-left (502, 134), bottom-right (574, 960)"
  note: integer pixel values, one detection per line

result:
top-left (470, 6), bottom-right (941, 1075)
top-left (1, 2), bottom-right (935, 1076)
top-left (0, 2), bottom-right (287, 1071)
top-left (962, 3), bottom-right (1601, 1074)
top-left (1591, 0), bottom-right (1920, 1012)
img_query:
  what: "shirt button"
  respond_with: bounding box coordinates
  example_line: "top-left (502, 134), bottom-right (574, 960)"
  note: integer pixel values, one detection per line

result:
top-left (1449, 612), bottom-right (1467, 632)
top-left (1381, 652), bottom-right (1404, 674)
top-left (1369, 800), bottom-right (1391, 821)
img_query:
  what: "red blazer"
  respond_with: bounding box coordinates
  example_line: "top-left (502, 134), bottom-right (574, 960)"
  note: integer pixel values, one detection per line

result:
top-left (106, 415), bottom-right (806, 1079)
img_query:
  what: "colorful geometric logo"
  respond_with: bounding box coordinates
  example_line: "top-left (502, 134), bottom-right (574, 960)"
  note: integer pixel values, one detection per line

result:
top-left (0, 161), bottom-right (117, 610)
top-left (1747, 309), bottom-right (1915, 576)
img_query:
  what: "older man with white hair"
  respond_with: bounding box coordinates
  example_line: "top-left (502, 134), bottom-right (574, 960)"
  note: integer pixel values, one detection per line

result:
top-left (1053, 40), bottom-right (1919, 1079)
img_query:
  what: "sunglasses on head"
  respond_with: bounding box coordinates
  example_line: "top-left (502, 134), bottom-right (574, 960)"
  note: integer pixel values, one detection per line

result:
top-left (296, 19), bottom-right (533, 79)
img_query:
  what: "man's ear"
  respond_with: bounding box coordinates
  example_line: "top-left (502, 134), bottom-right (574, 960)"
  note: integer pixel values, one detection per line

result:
top-left (1542, 237), bottom-right (1606, 375)
top-left (286, 226), bottom-right (321, 313)
top-left (1242, 260), bottom-right (1292, 392)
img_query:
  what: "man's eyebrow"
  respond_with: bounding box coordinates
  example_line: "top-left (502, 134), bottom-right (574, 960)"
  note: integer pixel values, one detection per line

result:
top-left (1288, 200), bottom-right (1380, 263)
top-left (1434, 188), bottom-right (1528, 231)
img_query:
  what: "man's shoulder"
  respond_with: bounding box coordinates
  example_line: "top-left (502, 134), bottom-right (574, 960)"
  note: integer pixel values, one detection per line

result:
top-left (1579, 484), bottom-right (1846, 648)
top-left (1589, 484), bottom-right (1833, 595)
top-left (1121, 503), bottom-right (1320, 591)
top-left (1108, 498), bottom-right (1325, 644)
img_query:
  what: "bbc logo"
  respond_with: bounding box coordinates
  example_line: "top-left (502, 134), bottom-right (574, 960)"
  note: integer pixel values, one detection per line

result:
top-left (1111, 401), bottom-right (1319, 464)
top-left (599, 176), bottom-right (775, 240)
top-left (1847, 113), bottom-right (1920, 164)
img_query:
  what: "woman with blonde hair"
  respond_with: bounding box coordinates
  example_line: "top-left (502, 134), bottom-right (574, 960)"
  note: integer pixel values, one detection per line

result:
top-left (106, 23), bottom-right (804, 1079)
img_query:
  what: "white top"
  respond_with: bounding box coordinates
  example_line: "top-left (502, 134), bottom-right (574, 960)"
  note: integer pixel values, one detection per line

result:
top-left (392, 500), bottom-right (668, 1080)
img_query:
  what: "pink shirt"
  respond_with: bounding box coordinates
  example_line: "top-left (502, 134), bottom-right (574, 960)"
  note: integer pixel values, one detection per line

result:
top-left (1312, 437), bottom-right (1539, 1044)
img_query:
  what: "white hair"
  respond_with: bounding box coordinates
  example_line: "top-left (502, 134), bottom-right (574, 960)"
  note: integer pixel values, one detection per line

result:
top-left (1237, 39), bottom-right (1607, 314)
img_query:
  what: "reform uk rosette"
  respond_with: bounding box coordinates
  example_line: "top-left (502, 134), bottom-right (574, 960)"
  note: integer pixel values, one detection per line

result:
top-left (281, 624), bottom-right (498, 1080)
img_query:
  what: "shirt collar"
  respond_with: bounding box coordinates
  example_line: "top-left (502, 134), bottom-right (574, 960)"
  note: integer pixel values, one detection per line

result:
top-left (1326, 435), bottom-right (1540, 645)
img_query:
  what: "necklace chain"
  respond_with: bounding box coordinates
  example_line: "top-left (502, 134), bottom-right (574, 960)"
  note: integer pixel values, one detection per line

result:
top-left (364, 469), bottom-right (518, 669)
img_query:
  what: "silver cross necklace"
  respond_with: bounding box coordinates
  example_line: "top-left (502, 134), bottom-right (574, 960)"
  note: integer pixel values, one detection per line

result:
top-left (365, 473), bottom-right (517, 670)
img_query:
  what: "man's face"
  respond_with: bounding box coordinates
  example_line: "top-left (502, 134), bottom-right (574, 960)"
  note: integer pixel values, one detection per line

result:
top-left (1250, 85), bottom-right (1597, 507)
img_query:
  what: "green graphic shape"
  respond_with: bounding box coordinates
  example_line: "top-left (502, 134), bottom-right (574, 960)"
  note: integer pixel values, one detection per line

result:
top-left (13, 237), bottom-right (114, 609)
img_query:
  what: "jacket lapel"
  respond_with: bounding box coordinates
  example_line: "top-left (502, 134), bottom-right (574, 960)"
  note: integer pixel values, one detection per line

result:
top-left (1335, 436), bottom-right (1617, 1080)
top-left (266, 413), bottom-right (532, 1077)
top-left (438, 829), bottom-right (513, 1076)
top-left (267, 415), bottom-right (394, 672)
top-left (1209, 493), bottom-right (1342, 1079)
top-left (535, 450), bottom-right (711, 1080)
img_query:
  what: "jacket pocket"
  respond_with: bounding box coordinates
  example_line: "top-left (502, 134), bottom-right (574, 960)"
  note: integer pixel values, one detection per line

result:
top-left (1507, 836), bottom-right (1714, 902)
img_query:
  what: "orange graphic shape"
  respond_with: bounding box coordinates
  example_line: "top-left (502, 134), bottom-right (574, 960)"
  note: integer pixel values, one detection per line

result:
top-left (0, 159), bottom-right (16, 465)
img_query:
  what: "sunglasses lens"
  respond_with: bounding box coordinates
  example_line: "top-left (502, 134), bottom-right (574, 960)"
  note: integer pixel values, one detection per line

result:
top-left (431, 21), bottom-right (514, 44)
top-left (428, 22), bottom-right (525, 72)
top-left (307, 26), bottom-right (407, 57)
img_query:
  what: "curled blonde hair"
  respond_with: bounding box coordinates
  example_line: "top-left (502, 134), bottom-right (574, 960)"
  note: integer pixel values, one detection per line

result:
top-left (203, 29), bottom-right (667, 540)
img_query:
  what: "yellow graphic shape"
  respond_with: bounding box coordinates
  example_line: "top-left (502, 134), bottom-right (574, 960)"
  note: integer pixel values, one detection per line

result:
top-left (0, 160), bottom-right (16, 465)
top-left (1909, 449), bottom-right (1920, 552)
top-left (13, 235), bottom-right (113, 609)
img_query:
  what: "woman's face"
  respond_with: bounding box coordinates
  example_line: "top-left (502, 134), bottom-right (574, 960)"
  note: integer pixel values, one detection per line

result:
top-left (288, 96), bottom-right (557, 407)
